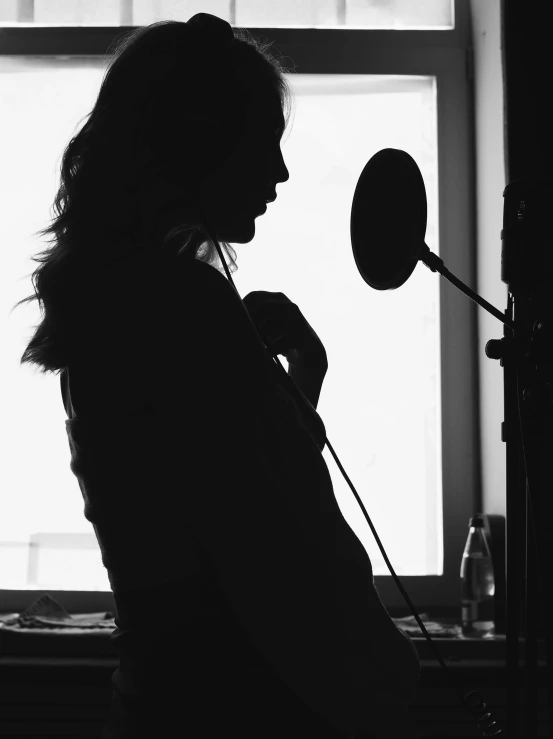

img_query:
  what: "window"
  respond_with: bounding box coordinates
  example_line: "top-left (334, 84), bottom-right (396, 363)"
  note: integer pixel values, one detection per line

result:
top-left (0, 0), bottom-right (476, 616)
top-left (0, 0), bottom-right (454, 29)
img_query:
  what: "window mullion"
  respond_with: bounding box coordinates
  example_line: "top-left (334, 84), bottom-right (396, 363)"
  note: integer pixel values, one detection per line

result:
top-left (17, 0), bottom-right (34, 24)
top-left (119, 0), bottom-right (133, 27)
top-left (336, 0), bottom-right (346, 26)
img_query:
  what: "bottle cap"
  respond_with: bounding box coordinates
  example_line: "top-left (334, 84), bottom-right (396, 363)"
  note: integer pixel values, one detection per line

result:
top-left (469, 514), bottom-right (485, 527)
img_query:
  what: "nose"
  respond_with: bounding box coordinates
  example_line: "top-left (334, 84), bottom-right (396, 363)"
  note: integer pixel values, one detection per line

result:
top-left (274, 147), bottom-right (289, 187)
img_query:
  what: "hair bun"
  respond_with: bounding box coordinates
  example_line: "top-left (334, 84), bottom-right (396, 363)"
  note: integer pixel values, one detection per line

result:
top-left (186, 13), bottom-right (235, 46)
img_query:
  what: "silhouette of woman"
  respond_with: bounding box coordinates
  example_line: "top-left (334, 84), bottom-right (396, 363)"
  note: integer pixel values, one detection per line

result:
top-left (16, 13), bottom-right (420, 738)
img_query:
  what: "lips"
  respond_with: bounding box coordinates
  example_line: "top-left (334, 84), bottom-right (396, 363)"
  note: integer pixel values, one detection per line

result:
top-left (252, 192), bottom-right (276, 215)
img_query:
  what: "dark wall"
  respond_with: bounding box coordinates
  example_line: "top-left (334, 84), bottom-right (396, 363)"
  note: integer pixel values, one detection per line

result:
top-left (501, 1), bottom-right (553, 181)
top-left (500, 0), bottom-right (553, 649)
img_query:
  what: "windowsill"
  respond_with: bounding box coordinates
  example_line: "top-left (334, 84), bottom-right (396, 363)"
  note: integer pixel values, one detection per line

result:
top-left (0, 613), bottom-right (533, 664)
top-left (3, 610), bottom-right (546, 665)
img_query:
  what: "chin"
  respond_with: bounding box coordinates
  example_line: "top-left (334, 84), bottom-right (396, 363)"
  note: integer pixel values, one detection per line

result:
top-left (218, 220), bottom-right (256, 245)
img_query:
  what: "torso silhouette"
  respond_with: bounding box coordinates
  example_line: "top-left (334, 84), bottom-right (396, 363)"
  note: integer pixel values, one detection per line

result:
top-left (60, 248), bottom-right (419, 737)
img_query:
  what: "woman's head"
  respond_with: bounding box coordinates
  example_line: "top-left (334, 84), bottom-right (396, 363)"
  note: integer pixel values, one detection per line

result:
top-left (119, 13), bottom-right (291, 248)
top-left (199, 87), bottom-right (289, 245)
top-left (15, 13), bottom-right (294, 373)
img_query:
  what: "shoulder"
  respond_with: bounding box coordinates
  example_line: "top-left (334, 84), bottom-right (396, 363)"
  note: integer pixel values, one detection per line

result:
top-left (146, 253), bottom-right (275, 394)
top-left (96, 252), bottom-right (241, 333)
top-left (150, 253), bottom-right (241, 312)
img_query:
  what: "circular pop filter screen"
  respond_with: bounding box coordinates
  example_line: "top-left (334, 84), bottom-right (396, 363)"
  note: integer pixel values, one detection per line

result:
top-left (350, 148), bottom-right (427, 290)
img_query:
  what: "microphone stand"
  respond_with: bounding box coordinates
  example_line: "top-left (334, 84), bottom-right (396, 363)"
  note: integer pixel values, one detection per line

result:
top-left (350, 144), bottom-right (552, 735)
top-left (488, 177), bottom-right (553, 738)
top-left (420, 179), bottom-right (553, 737)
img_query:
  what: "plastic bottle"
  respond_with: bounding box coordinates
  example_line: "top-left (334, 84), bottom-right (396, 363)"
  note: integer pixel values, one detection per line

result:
top-left (460, 514), bottom-right (496, 638)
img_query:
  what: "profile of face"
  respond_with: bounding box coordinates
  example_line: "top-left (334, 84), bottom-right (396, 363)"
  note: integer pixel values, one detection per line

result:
top-left (198, 92), bottom-right (289, 244)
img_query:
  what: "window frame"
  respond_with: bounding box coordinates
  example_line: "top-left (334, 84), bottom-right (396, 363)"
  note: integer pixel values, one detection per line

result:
top-left (0, 0), bottom-right (477, 617)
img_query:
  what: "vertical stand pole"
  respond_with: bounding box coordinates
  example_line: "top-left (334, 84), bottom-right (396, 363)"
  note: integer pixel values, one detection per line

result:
top-left (524, 474), bottom-right (538, 737)
top-left (504, 294), bottom-right (525, 738)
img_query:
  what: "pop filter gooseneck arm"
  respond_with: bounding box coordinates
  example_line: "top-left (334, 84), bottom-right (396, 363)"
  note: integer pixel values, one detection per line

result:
top-left (201, 194), bottom-right (503, 736)
top-left (422, 246), bottom-right (517, 330)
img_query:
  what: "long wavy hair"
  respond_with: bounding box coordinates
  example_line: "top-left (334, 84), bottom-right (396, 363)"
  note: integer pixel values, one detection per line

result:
top-left (14, 18), bottom-right (293, 375)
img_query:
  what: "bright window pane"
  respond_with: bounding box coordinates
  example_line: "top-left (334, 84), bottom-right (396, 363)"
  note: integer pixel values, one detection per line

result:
top-left (0, 0), bottom-right (123, 25)
top-left (1, 57), bottom-right (111, 591)
top-left (0, 59), bottom-right (441, 591)
top-left (344, 0), bottom-right (453, 29)
top-left (34, 0), bottom-right (121, 25)
top-left (236, 0), bottom-right (340, 28)
top-left (0, 0), bottom-right (454, 28)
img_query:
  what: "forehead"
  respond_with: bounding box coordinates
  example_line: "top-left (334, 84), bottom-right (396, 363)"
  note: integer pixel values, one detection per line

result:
top-left (248, 93), bottom-right (285, 133)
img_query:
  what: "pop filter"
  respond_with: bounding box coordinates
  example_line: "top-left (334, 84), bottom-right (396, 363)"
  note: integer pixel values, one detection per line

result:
top-left (350, 148), bottom-right (519, 333)
top-left (350, 148), bottom-right (428, 290)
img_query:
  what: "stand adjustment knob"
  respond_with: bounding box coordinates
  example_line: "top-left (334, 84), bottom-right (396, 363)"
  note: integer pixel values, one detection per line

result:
top-left (485, 339), bottom-right (504, 360)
